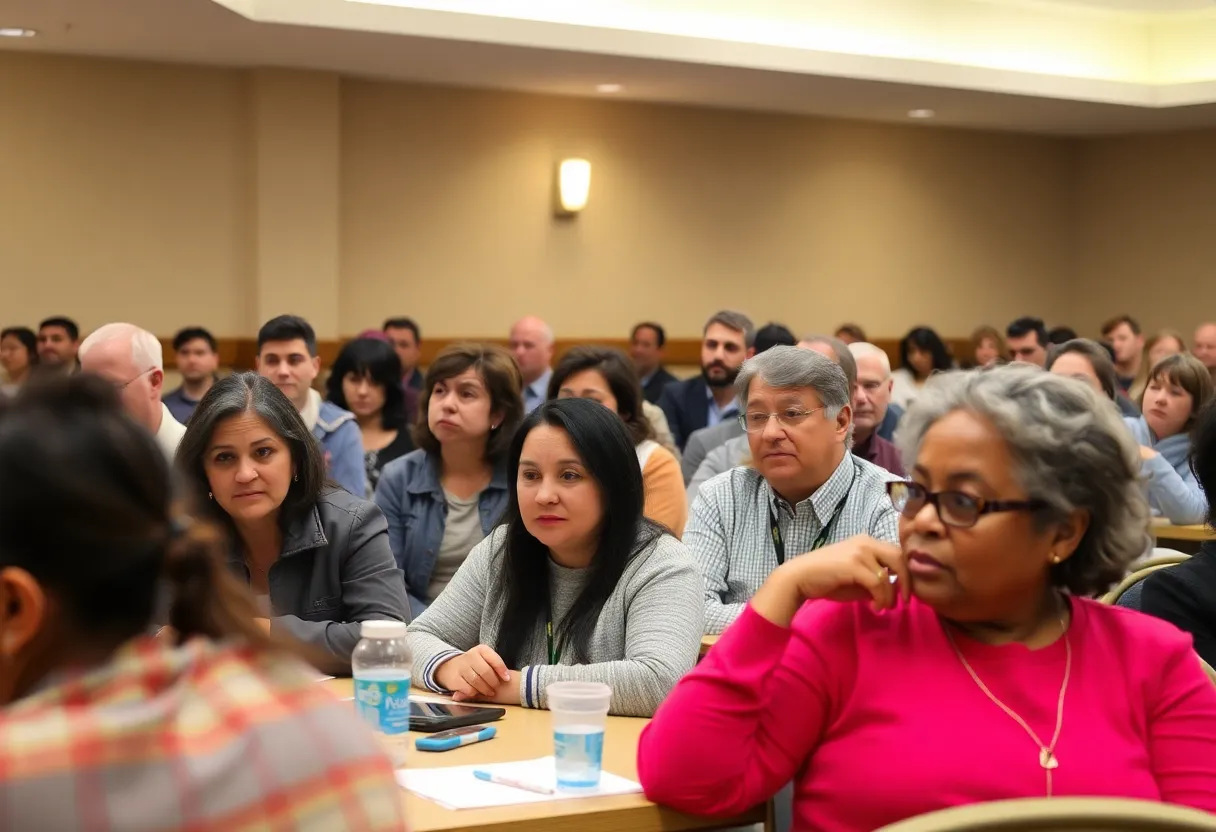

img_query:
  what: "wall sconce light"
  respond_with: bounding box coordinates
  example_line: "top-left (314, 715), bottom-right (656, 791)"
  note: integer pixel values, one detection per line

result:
top-left (555, 158), bottom-right (591, 217)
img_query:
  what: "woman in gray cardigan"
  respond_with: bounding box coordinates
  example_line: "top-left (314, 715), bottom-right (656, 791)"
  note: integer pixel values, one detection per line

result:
top-left (176, 372), bottom-right (410, 669)
top-left (408, 398), bottom-right (704, 718)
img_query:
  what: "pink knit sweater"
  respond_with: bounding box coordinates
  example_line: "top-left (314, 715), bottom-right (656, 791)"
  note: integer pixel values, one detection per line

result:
top-left (638, 597), bottom-right (1216, 831)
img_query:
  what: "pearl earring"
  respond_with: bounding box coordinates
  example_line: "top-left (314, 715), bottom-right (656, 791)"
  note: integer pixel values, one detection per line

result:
top-left (207, 491), bottom-right (213, 500)
top-left (1051, 554), bottom-right (1060, 564)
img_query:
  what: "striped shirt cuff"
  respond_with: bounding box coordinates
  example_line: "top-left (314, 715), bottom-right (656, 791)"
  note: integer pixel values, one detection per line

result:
top-left (422, 650), bottom-right (464, 692)
top-left (521, 665), bottom-right (543, 709)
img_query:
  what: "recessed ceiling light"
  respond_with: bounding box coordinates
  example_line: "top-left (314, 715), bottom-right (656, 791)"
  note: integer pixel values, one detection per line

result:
top-left (908, 108), bottom-right (936, 119)
top-left (0, 28), bottom-right (37, 38)
top-left (596, 83), bottom-right (623, 94)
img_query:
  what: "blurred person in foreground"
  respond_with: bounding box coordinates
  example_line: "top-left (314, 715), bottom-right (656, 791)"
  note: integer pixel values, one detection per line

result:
top-left (641, 366), bottom-right (1216, 829)
top-left (0, 376), bottom-right (407, 831)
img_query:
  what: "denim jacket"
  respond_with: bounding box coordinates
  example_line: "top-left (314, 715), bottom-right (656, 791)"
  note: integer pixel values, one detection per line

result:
top-left (313, 400), bottom-right (367, 497)
top-left (373, 449), bottom-right (510, 614)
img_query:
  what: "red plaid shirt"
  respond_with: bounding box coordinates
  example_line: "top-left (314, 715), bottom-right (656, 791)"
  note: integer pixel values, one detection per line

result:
top-left (0, 637), bottom-right (408, 831)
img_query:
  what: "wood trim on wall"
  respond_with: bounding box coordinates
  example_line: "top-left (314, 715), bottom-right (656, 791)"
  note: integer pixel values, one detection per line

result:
top-left (160, 337), bottom-right (975, 372)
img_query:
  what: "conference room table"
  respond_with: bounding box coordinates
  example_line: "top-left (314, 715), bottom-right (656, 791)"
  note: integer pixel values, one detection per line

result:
top-left (1152, 519), bottom-right (1214, 545)
top-left (321, 678), bottom-right (767, 832)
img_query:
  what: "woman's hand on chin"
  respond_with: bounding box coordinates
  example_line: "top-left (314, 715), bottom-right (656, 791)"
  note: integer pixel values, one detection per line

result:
top-left (751, 535), bottom-right (909, 628)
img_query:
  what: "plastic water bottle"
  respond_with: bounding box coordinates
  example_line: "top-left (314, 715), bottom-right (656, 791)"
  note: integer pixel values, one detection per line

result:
top-left (352, 620), bottom-right (412, 766)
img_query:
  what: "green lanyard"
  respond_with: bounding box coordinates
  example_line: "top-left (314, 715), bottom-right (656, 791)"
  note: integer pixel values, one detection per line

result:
top-left (546, 617), bottom-right (563, 665)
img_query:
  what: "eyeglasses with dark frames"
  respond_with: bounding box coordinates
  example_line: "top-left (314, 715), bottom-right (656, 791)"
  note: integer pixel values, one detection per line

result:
top-left (886, 481), bottom-right (1049, 529)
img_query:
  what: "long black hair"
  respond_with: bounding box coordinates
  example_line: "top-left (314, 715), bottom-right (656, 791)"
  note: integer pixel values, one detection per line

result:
top-left (175, 372), bottom-right (327, 539)
top-left (494, 398), bottom-right (663, 667)
top-left (899, 326), bottom-right (953, 379)
top-left (326, 337), bottom-right (407, 430)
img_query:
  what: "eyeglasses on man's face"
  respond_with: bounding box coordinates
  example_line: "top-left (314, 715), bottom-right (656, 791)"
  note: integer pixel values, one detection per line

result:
top-left (738, 406), bottom-right (824, 433)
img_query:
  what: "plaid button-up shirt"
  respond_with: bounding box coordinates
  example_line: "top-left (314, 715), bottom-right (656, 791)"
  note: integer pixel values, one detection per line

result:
top-left (0, 637), bottom-right (408, 832)
top-left (687, 452), bottom-right (902, 634)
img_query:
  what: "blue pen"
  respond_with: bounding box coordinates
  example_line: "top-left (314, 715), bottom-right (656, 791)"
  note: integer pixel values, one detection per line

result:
top-left (473, 769), bottom-right (555, 795)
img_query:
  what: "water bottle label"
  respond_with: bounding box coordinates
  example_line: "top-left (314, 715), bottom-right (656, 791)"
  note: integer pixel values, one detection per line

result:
top-left (354, 676), bottom-right (412, 735)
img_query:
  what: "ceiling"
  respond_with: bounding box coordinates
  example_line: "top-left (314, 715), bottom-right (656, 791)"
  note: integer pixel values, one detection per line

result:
top-left (4, 0), bottom-right (1216, 135)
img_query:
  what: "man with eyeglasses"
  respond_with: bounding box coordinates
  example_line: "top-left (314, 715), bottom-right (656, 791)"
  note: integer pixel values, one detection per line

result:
top-left (80, 323), bottom-right (186, 459)
top-left (684, 346), bottom-right (901, 634)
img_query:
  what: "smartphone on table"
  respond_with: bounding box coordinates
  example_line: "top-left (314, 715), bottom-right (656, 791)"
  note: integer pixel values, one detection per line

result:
top-left (410, 700), bottom-right (505, 733)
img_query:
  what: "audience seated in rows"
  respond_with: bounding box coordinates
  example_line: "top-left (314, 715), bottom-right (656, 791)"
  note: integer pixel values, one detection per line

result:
top-left (890, 326), bottom-right (952, 410)
top-left (254, 315), bottom-right (365, 496)
top-left (1131, 329), bottom-right (1188, 402)
top-left (162, 326), bottom-right (219, 424)
top-left (1102, 314), bottom-right (1145, 395)
top-left (326, 337), bottom-right (416, 494)
top-left (967, 325), bottom-right (1006, 368)
top-left (375, 344), bottom-right (524, 616)
top-left (1194, 323), bottom-right (1216, 380)
top-left (383, 316), bottom-right (424, 392)
top-left (36, 316), bottom-right (80, 375)
top-left (1047, 338), bottom-right (1140, 418)
top-left (686, 334), bottom-right (859, 501)
top-left (80, 323), bottom-right (186, 460)
top-left (1125, 353), bottom-right (1214, 526)
top-left (685, 346), bottom-right (901, 635)
top-left (0, 326), bottom-right (36, 396)
top-left (1142, 398), bottom-right (1216, 667)
top-left (509, 316), bottom-right (555, 413)
top-left (408, 398), bottom-right (703, 717)
top-left (847, 342), bottom-right (905, 476)
top-left (833, 323), bottom-right (866, 345)
top-left (641, 366), bottom-right (1216, 828)
top-left (658, 310), bottom-right (755, 450)
top-left (176, 372), bottom-right (410, 669)
top-left (630, 321), bottom-right (679, 404)
top-left (1047, 325), bottom-right (1078, 345)
top-left (550, 347), bottom-right (687, 536)
top-left (0, 376), bottom-right (407, 831)
top-left (1006, 316), bottom-right (1049, 367)
top-left (678, 321), bottom-right (795, 484)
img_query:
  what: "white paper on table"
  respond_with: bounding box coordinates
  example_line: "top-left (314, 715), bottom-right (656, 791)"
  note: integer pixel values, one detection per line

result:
top-left (397, 756), bottom-right (642, 810)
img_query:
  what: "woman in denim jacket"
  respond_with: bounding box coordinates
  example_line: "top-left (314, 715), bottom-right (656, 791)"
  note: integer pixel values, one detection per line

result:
top-left (375, 344), bottom-right (524, 617)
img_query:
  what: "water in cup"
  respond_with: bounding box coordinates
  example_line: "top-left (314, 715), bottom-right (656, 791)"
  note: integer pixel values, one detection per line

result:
top-left (547, 681), bottom-right (612, 792)
top-left (554, 724), bottom-right (606, 791)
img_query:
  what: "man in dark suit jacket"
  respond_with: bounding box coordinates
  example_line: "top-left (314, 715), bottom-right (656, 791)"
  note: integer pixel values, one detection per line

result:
top-left (658, 311), bottom-right (755, 450)
top-left (630, 321), bottom-right (679, 404)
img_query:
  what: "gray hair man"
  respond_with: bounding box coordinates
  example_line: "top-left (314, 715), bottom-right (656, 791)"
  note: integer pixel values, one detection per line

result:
top-left (684, 346), bottom-right (901, 634)
top-left (79, 323), bottom-right (186, 460)
top-left (686, 334), bottom-right (855, 499)
top-left (847, 343), bottom-right (905, 476)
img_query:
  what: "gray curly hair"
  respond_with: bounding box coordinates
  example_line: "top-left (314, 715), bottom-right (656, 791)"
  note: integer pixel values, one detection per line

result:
top-left (894, 365), bottom-right (1150, 596)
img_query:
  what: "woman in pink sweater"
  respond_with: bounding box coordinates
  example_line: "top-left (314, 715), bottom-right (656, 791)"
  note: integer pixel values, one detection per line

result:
top-left (639, 366), bottom-right (1216, 831)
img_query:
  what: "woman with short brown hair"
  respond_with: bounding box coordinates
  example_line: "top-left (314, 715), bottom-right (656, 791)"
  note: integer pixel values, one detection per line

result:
top-left (375, 344), bottom-right (524, 615)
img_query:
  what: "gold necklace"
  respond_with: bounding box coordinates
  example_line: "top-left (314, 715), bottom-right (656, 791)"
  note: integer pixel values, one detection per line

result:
top-left (944, 598), bottom-right (1072, 798)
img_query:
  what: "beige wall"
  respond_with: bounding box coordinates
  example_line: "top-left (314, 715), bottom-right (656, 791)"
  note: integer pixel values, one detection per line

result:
top-left (0, 51), bottom-right (1207, 347)
top-left (1074, 130), bottom-right (1216, 341)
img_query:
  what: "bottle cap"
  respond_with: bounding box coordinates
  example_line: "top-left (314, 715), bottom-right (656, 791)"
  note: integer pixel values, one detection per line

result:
top-left (360, 620), bottom-right (408, 639)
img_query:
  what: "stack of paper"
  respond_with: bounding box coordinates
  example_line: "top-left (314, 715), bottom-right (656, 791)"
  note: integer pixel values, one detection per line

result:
top-left (398, 757), bottom-right (642, 809)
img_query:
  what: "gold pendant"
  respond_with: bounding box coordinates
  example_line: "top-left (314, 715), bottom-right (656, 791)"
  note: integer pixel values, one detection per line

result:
top-left (1039, 749), bottom-right (1059, 770)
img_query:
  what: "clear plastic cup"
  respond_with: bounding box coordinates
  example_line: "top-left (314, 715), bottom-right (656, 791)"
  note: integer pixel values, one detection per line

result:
top-left (547, 681), bottom-right (612, 792)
